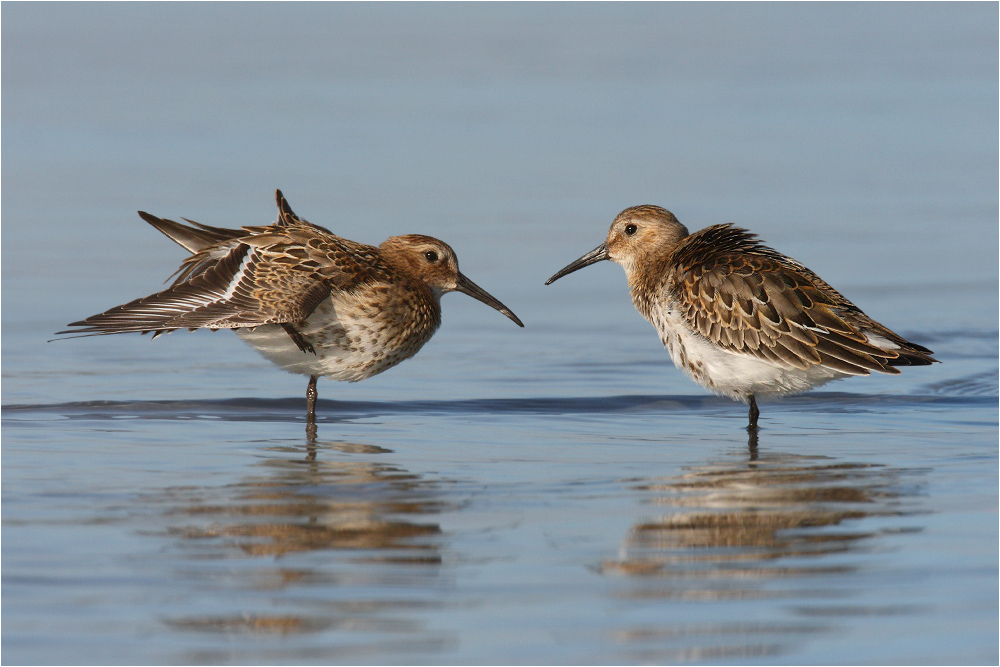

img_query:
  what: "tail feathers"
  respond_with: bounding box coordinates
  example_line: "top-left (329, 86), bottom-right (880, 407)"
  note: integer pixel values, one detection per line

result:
top-left (860, 324), bottom-right (938, 367)
top-left (886, 347), bottom-right (938, 367)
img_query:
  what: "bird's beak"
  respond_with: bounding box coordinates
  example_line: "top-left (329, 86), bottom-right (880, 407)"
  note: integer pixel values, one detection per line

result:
top-left (455, 273), bottom-right (524, 327)
top-left (545, 243), bottom-right (609, 285)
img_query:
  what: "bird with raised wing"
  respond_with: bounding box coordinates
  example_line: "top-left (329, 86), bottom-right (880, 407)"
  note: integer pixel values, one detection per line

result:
top-left (546, 205), bottom-right (936, 428)
top-left (59, 191), bottom-right (524, 422)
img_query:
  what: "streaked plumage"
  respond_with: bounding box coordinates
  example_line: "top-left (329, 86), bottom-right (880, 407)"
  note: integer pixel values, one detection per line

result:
top-left (59, 190), bottom-right (523, 421)
top-left (546, 205), bottom-right (937, 428)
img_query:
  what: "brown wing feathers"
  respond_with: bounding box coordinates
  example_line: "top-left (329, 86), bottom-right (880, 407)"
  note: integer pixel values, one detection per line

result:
top-left (138, 211), bottom-right (243, 254)
top-left (58, 191), bottom-right (345, 340)
top-left (58, 190), bottom-right (409, 345)
top-left (61, 243), bottom-right (301, 336)
top-left (670, 224), bottom-right (936, 374)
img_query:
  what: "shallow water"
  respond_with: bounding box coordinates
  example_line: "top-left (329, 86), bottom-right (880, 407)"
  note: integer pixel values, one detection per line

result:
top-left (3, 4), bottom-right (998, 665)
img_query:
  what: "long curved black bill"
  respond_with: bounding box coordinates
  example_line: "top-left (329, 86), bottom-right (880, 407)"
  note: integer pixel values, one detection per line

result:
top-left (456, 273), bottom-right (524, 327)
top-left (545, 243), bottom-right (609, 285)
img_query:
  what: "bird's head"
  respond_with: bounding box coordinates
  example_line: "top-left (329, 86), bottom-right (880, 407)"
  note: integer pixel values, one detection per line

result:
top-left (381, 235), bottom-right (523, 327)
top-left (545, 205), bottom-right (689, 285)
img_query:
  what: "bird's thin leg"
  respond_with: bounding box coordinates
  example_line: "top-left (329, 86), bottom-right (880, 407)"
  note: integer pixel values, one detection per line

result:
top-left (306, 375), bottom-right (318, 425)
top-left (746, 395), bottom-right (760, 457)
top-left (748, 394), bottom-right (760, 429)
top-left (747, 422), bottom-right (759, 459)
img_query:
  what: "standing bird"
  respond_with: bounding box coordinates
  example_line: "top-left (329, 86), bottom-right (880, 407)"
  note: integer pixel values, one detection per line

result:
top-left (546, 205), bottom-right (936, 428)
top-left (59, 190), bottom-right (523, 422)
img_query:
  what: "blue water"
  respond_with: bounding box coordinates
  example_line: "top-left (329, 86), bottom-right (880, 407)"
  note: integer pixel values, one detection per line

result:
top-left (3, 4), bottom-right (997, 664)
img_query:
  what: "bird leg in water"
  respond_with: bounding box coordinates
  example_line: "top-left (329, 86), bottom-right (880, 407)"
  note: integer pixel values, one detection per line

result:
top-left (306, 375), bottom-right (318, 424)
top-left (748, 394), bottom-right (760, 428)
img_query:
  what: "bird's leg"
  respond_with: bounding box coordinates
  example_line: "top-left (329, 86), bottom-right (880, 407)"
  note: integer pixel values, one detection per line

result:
top-left (306, 375), bottom-right (318, 425)
top-left (748, 394), bottom-right (760, 429)
top-left (746, 395), bottom-right (760, 457)
top-left (282, 323), bottom-right (316, 355)
top-left (746, 421), bottom-right (759, 459)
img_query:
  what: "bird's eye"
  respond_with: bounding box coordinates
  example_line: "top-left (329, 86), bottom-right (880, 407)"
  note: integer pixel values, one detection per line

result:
top-left (424, 250), bottom-right (439, 263)
top-left (624, 223), bottom-right (638, 236)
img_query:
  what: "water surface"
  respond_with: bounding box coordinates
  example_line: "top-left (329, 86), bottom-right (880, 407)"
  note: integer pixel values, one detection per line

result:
top-left (3, 4), bottom-right (997, 664)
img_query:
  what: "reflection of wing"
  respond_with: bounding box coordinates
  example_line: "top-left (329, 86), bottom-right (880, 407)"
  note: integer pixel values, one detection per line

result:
top-left (668, 224), bottom-right (936, 375)
top-left (58, 190), bottom-right (393, 337)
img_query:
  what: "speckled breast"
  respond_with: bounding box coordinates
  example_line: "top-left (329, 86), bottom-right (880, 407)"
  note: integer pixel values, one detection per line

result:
top-left (237, 282), bottom-right (442, 382)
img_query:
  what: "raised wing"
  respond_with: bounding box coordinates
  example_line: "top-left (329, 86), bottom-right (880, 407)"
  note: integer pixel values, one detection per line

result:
top-left (667, 224), bottom-right (935, 375)
top-left (59, 242), bottom-right (329, 336)
top-left (59, 192), bottom-right (393, 338)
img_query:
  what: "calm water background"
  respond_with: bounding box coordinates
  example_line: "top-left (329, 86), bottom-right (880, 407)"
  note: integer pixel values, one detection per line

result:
top-left (3, 4), bottom-right (997, 664)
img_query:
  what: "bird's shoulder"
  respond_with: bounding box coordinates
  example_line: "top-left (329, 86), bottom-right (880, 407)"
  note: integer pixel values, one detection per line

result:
top-left (252, 222), bottom-right (393, 286)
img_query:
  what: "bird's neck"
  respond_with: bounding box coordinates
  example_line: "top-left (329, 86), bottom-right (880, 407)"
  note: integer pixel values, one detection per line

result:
top-left (625, 264), bottom-right (663, 321)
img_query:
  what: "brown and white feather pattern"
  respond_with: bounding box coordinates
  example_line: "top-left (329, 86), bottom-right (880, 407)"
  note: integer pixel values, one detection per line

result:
top-left (64, 216), bottom-right (384, 336)
top-left (546, 204), bottom-right (935, 421)
top-left (59, 190), bottom-right (523, 420)
top-left (59, 190), bottom-right (444, 383)
top-left (629, 223), bottom-right (935, 401)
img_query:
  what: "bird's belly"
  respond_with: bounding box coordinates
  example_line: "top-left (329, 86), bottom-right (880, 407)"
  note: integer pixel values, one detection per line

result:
top-left (650, 306), bottom-right (847, 401)
top-left (236, 298), bottom-right (433, 382)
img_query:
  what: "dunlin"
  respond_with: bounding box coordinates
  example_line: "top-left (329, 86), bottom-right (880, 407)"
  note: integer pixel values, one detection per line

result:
top-left (546, 205), bottom-right (937, 428)
top-left (59, 190), bottom-right (523, 422)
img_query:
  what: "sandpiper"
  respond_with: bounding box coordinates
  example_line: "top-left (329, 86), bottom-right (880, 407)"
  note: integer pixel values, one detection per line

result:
top-left (546, 205), bottom-right (937, 428)
top-left (59, 190), bottom-right (523, 422)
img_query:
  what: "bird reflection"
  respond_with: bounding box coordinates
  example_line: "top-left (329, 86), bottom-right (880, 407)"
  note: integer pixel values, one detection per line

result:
top-left (168, 439), bottom-right (445, 560)
top-left (747, 424), bottom-right (759, 458)
top-left (604, 450), bottom-right (905, 580)
top-left (601, 433), bottom-right (921, 659)
top-left (158, 428), bottom-right (451, 640)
